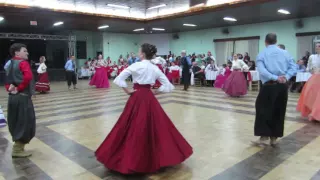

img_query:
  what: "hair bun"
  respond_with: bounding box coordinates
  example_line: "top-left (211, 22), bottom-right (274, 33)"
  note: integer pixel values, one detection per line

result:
top-left (141, 43), bottom-right (157, 59)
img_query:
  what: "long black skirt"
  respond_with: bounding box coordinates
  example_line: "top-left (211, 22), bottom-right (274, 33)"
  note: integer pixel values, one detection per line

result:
top-left (7, 94), bottom-right (36, 144)
top-left (254, 83), bottom-right (288, 137)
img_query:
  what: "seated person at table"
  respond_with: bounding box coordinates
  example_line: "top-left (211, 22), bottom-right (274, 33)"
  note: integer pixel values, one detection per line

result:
top-left (248, 61), bottom-right (256, 70)
top-left (290, 59), bottom-right (306, 92)
top-left (192, 62), bottom-right (205, 86)
top-left (205, 60), bottom-right (219, 87)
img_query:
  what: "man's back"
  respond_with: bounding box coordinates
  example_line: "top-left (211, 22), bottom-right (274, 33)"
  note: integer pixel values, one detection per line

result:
top-left (257, 45), bottom-right (296, 83)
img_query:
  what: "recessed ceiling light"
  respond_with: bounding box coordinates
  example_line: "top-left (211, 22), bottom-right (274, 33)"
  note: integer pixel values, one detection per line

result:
top-left (192, 3), bottom-right (205, 7)
top-left (53, 21), bottom-right (64, 26)
top-left (152, 28), bottom-right (165, 31)
top-left (278, 9), bottom-right (290, 15)
top-left (183, 23), bottom-right (197, 27)
top-left (133, 28), bottom-right (145, 32)
top-left (107, 4), bottom-right (130, 9)
top-left (223, 17), bottom-right (237, 22)
top-left (0, 16), bottom-right (4, 22)
top-left (148, 4), bottom-right (167, 10)
top-left (98, 25), bottom-right (109, 29)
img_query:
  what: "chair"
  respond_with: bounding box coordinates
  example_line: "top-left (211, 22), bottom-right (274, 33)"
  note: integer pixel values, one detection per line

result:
top-left (194, 78), bottom-right (201, 87)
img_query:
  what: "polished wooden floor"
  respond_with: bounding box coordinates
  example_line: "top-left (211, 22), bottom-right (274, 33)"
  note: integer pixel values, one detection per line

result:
top-left (0, 80), bottom-right (320, 180)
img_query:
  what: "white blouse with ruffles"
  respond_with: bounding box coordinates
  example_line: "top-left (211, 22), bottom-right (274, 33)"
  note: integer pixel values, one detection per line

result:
top-left (307, 54), bottom-right (320, 73)
top-left (114, 60), bottom-right (174, 93)
top-left (231, 59), bottom-right (249, 71)
top-left (37, 63), bottom-right (47, 74)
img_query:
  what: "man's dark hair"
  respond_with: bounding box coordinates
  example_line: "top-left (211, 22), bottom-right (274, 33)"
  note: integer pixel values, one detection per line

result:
top-left (278, 44), bottom-right (285, 50)
top-left (9, 43), bottom-right (27, 57)
top-left (265, 33), bottom-right (277, 45)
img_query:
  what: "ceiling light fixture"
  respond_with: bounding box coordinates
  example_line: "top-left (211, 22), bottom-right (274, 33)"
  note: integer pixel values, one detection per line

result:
top-left (152, 28), bottom-right (165, 31)
top-left (223, 17), bottom-right (237, 22)
top-left (148, 4), bottom-right (167, 10)
top-left (192, 3), bottom-right (205, 7)
top-left (107, 4), bottom-right (130, 9)
top-left (98, 25), bottom-right (109, 29)
top-left (53, 21), bottom-right (64, 26)
top-left (133, 28), bottom-right (145, 32)
top-left (0, 16), bottom-right (4, 22)
top-left (278, 9), bottom-right (290, 15)
top-left (183, 23), bottom-right (197, 27)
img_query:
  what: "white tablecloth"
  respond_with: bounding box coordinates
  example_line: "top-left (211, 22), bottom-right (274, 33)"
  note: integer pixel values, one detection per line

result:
top-left (205, 70), bottom-right (219, 80)
top-left (296, 72), bottom-right (312, 82)
top-left (79, 68), bottom-right (92, 78)
top-left (250, 71), bottom-right (260, 81)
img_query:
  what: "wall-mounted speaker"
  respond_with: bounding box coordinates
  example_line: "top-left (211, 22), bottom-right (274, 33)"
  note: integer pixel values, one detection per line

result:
top-left (189, 0), bottom-right (207, 7)
top-left (222, 28), bottom-right (229, 34)
top-left (173, 33), bottom-right (180, 40)
top-left (295, 19), bottom-right (304, 29)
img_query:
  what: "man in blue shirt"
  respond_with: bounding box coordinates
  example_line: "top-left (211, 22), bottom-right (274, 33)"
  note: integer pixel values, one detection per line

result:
top-left (181, 50), bottom-right (191, 91)
top-left (128, 53), bottom-right (140, 65)
top-left (64, 56), bottom-right (77, 90)
top-left (253, 33), bottom-right (297, 146)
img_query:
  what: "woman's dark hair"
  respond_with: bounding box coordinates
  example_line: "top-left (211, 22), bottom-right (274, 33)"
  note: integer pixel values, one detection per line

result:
top-left (10, 43), bottom-right (27, 57)
top-left (222, 64), bottom-right (227, 68)
top-left (141, 43), bottom-right (157, 59)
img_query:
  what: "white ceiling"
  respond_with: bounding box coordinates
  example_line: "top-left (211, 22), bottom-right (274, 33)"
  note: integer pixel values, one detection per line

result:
top-left (0, 0), bottom-right (240, 19)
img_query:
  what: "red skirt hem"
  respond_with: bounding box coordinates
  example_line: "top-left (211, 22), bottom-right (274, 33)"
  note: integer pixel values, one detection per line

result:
top-left (35, 72), bottom-right (50, 92)
top-left (95, 84), bottom-right (192, 174)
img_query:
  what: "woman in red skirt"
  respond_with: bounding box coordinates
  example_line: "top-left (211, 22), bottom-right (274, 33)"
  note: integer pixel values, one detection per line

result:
top-left (151, 56), bottom-right (166, 89)
top-left (35, 56), bottom-right (50, 93)
top-left (89, 55), bottom-right (110, 88)
top-left (95, 43), bottom-right (193, 174)
top-left (222, 54), bottom-right (249, 97)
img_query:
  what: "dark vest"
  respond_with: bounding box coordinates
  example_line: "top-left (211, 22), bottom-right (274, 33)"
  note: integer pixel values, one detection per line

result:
top-left (5, 60), bottom-right (33, 95)
top-left (181, 57), bottom-right (190, 71)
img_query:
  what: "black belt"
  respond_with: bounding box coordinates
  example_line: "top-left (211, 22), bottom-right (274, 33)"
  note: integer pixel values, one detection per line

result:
top-left (264, 80), bottom-right (278, 85)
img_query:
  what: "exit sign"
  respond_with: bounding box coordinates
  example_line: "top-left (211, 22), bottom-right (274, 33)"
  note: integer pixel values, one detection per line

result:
top-left (30, 21), bottom-right (37, 26)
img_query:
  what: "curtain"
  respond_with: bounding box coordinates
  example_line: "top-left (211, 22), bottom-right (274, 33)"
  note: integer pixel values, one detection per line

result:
top-left (248, 39), bottom-right (259, 61)
top-left (225, 41), bottom-right (234, 62)
top-left (234, 39), bottom-right (259, 61)
top-left (297, 36), bottom-right (313, 59)
top-left (214, 41), bottom-right (234, 66)
top-left (234, 40), bottom-right (249, 56)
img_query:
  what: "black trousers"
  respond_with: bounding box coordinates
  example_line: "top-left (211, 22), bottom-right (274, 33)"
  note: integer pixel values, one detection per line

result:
top-left (7, 94), bottom-right (36, 144)
top-left (254, 83), bottom-right (288, 138)
top-left (182, 71), bottom-right (190, 90)
top-left (66, 71), bottom-right (77, 86)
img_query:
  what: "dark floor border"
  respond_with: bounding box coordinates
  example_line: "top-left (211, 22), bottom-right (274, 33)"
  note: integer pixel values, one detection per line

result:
top-left (0, 132), bottom-right (52, 180)
top-left (210, 123), bottom-right (320, 180)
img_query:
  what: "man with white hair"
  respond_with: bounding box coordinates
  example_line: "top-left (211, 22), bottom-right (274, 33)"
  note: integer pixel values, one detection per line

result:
top-left (181, 50), bottom-right (191, 91)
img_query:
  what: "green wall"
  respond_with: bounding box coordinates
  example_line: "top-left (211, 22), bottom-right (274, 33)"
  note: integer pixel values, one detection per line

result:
top-left (73, 16), bottom-right (320, 67)
top-left (169, 16), bottom-right (320, 60)
top-left (102, 33), bottom-right (140, 63)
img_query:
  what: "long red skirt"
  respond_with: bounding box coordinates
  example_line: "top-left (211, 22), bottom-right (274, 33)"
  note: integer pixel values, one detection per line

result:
top-left (95, 84), bottom-right (193, 174)
top-left (89, 68), bottom-right (110, 88)
top-left (297, 74), bottom-right (320, 121)
top-left (222, 70), bottom-right (247, 96)
top-left (35, 72), bottom-right (50, 92)
top-left (153, 65), bottom-right (164, 88)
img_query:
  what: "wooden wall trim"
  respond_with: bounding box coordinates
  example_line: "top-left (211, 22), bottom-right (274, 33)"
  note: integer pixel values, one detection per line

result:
top-left (296, 32), bottom-right (320, 37)
top-left (213, 36), bottom-right (260, 42)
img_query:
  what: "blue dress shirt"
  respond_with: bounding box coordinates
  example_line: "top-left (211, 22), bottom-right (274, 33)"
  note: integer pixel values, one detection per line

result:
top-left (256, 45), bottom-right (297, 84)
top-left (65, 59), bottom-right (75, 71)
top-left (186, 56), bottom-right (191, 65)
top-left (128, 57), bottom-right (140, 65)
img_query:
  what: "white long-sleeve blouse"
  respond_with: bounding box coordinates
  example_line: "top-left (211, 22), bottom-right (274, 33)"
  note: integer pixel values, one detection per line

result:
top-left (114, 60), bottom-right (174, 93)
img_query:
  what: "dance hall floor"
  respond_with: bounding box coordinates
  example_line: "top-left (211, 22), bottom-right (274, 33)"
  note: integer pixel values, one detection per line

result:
top-left (1, 80), bottom-right (320, 180)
